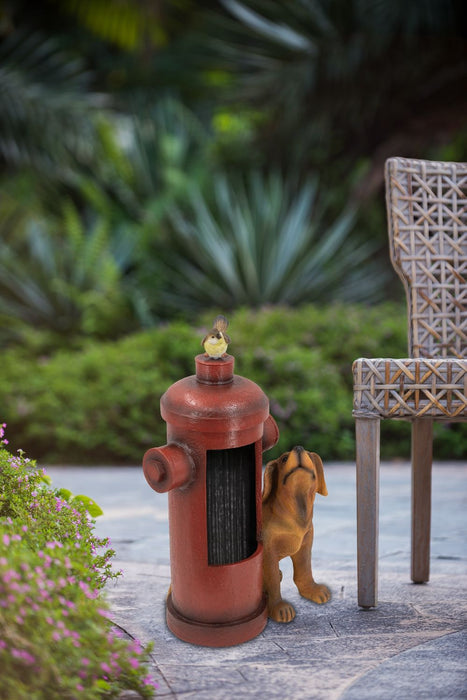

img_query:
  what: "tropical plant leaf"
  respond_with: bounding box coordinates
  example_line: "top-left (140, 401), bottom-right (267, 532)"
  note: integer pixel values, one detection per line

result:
top-left (207, 0), bottom-right (467, 182)
top-left (0, 29), bottom-right (104, 175)
top-left (61, 0), bottom-right (168, 50)
top-left (71, 494), bottom-right (104, 518)
top-left (0, 200), bottom-right (137, 344)
top-left (151, 170), bottom-right (388, 312)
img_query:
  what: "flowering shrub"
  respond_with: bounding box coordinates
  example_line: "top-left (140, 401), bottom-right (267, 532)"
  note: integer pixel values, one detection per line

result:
top-left (0, 425), bottom-right (157, 698)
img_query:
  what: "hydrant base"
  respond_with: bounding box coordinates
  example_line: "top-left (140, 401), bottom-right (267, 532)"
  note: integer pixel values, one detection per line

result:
top-left (166, 593), bottom-right (268, 647)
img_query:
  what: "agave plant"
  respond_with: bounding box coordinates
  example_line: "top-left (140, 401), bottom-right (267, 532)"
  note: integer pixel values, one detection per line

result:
top-left (151, 171), bottom-right (388, 313)
top-left (0, 199), bottom-right (140, 346)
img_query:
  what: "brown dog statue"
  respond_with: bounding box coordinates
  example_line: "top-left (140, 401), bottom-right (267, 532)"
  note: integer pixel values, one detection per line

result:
top-left (262, 446), bottom-right (330, 623)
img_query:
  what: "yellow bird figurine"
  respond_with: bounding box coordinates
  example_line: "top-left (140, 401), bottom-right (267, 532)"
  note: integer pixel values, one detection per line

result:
top-left (202, 315), bottom-right (231, 359)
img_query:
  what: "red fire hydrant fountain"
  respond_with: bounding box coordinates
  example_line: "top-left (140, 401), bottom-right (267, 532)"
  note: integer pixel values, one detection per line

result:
top-left (142, 351), bottom-right (278, 646)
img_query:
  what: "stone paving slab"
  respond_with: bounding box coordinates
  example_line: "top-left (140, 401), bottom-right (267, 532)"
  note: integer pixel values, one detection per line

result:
top-left (341, 630), bottom-right (467, 700)
top-left (47, 462), bottom-right (467, 699)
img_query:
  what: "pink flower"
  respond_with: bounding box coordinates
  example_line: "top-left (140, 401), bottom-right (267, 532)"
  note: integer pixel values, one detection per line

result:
top-left (110, 657), bottom-right (121, 673)
top-left (2, 569), bottom-right (19, 582)
top-left (11, 649), bottom-right (35, 665)
top-left (131, 640), bottom-right (142, 655)
top-left (143, 675), bottom-right (159, 688)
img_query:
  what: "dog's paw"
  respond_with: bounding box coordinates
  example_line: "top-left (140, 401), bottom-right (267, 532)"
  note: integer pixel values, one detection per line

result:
top-left (298, 582), bottom-right (331, 604)
top-left (269, 600), bottom-right (296, 623)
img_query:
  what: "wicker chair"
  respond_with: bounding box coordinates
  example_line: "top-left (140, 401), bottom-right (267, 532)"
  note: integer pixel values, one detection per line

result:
top-left (352, 156), bottom-right (467, 608)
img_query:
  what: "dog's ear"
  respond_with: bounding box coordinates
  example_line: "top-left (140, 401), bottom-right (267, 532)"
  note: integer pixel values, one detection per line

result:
top-left (308, 452), bottom-right (328, 496)
top-left (262, 459), bottom-right (279, 503)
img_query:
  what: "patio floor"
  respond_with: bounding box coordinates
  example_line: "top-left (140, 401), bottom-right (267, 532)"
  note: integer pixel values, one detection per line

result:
top-left (47, 461), bottom-right (467, 699)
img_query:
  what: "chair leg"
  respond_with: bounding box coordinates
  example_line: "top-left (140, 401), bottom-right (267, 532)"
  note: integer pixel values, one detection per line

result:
top-left (356, 417), bottom-right (380, 608)
top-left (411, 419), bottom-right (433, 583)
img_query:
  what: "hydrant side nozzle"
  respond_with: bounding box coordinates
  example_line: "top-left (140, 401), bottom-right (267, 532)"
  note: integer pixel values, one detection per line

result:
top-left (262, 414), bottom-right (279, 453)
top-left (143, 444), bottom-right (194, 493)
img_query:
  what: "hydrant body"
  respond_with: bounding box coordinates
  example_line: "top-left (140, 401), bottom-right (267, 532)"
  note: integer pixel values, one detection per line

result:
top-left (143, 354), bottom-right (278, 646)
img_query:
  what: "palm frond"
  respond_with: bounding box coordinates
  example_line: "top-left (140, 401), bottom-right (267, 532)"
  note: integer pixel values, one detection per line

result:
top-left (0, 30), bottom-right (105, 175)
top-left (62, 0), bottom-right (168, 49)
top-left (205, 0), bottom-right (467, 174)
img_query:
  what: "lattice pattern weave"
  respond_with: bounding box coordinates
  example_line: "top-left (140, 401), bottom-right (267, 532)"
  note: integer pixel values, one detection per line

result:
top-left (353, 358), bottom-right (467, 420)
top-left (386, 157), bottom-right (467, 359)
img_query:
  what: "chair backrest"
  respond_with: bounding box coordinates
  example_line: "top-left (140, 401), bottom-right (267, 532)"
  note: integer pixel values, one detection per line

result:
top-left (385, 157), bottom-right (467, 359)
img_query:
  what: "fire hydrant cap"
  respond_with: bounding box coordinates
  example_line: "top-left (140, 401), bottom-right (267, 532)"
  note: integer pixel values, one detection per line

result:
top-left (195, 353), bottom-right (235, 384)
top-left (160, 354), bottom-right (270, 434)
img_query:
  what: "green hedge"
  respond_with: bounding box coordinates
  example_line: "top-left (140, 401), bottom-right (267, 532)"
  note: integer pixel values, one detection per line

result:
top-left (1, 304), bottom-right (465, 463)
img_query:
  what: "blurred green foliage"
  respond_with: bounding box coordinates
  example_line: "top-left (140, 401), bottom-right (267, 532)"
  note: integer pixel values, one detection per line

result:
top-left (0, 198), bottom-right (137, 344)
top-left (0, 161), bottom-right (390, 346)
top-left (204, 0), bottom-right (467, 180)
top-left (156, 171), bottom-right (388, 313)
top-left (1, 305), bottom-right (465, 463)
top-left (0, 1), bottom-right (466, 460)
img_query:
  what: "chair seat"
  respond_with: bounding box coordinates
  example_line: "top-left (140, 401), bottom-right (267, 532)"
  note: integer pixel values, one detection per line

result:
top-left (353, 357), bottom-right (467, 420)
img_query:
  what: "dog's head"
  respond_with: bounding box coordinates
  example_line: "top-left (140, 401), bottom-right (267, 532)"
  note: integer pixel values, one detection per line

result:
top-left (262, 446), bottom-right (328, 504)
